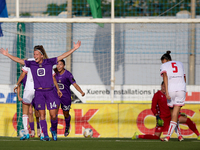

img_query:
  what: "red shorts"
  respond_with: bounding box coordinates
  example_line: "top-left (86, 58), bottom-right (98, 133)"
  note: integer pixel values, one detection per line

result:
top-left (155, 116), bottom-right (171, 133)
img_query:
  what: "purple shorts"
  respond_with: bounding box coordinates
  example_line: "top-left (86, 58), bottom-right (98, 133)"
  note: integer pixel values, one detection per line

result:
top-left (31, 98), bottom-right (37, 110)
top-left (34, 88), bottom-right (60, 110)
top-left (59, 95), bottom-right (71, 111)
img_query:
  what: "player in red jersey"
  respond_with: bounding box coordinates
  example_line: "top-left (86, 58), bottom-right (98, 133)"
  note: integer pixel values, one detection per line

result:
top-left (132, 81), bottom-right (200, 140)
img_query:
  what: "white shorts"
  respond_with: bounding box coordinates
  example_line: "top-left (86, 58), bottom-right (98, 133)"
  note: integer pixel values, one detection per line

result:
top-left (167, 91), bottom-right (186, 108)
top-left (22, 90), bottom-right (35, 104)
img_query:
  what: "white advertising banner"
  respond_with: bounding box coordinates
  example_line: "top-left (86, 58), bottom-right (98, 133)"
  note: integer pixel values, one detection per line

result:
top-left (71, 85), bottom-right (200, 103)
top-left (0, 84), bottom-right (199, 103)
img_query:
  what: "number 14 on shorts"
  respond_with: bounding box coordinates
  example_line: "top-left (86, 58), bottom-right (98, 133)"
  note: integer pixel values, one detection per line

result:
top-left (50, 101), bottom-right (57, 109)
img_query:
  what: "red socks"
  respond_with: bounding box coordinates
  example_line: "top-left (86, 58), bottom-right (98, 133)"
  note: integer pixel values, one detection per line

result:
top-left (186, 118), bottom-right (200, 136)
top-left (138, 134), bottom-right (160, 140)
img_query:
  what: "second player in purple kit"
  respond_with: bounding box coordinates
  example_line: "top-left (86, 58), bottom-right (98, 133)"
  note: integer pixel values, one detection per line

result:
top-left (54, 59), bottom-right (85, 136)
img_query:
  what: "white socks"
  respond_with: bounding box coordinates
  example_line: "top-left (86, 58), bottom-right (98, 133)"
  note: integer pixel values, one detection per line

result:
top-left (167, 121), bottom-right (177, 137)
top-left (22, 114), bottom-right (29, 134)
top-left (175, 122), bottom-right (182, 137)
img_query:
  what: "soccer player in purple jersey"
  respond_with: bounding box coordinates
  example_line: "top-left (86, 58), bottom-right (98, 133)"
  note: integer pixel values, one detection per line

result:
top-left (14, 51), bottom-right (50, 140)
top-left (0, 40), bottom-right (81, 141)
top-left (54, 60), bottom-right (85, 136)
top-left (14, 58), bottom-right (61, 140)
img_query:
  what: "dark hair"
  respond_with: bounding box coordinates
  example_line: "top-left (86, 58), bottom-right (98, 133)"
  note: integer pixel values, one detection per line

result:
top-left (54, 59), bottom-right (65, 74)
top-left (161, 51), bottom-right (172, 61)
top-left (34, 45), bottom-right (48, 59)
top-left (59, 59), bottom-right (65, 66)
top-left (161, 81), bottom-right (164, 85)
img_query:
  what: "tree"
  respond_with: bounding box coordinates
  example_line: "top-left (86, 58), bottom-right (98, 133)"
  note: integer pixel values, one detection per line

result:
top-left (43, 3), bottom-right (67, 16)
top-left (20, 12), bottom-right (31, 17)
top-left (43, 0), bottom-right (193, 17)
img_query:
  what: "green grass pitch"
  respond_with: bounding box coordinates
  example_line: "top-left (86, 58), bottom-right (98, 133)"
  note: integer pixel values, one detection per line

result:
top-left (0, 137), bottom-right (200, 150)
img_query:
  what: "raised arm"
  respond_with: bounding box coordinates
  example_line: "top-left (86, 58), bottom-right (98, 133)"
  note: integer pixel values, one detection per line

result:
top-left (57, 41), bottom-right (81, 62)
top-left (0, 48), bottom-right (25, 65)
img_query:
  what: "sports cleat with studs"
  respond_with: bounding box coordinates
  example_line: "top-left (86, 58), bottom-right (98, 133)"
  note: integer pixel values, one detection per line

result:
top-left (132, 132), bottom-right (139, 140)
top-left (160, 136), bottom-right (170, 142)
top-left (40, 134), bottom-right (44, 141)
top-left (20, 134), bottom-right (30, 140)
top-left (41, 136), bottom-right (50, 141)
top-left (64, 126), bottom-right (70, 137)
top-left (178, 136), bottom-right (184, 141)
top-left (50, 128), bottom-right (57, 141)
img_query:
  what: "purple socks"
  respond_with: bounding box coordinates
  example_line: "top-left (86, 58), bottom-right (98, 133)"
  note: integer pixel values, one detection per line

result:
top-left (65, 115), bottom-right (71, 127)
top-left (29, 122), bottom-right (34, 131)
top-left (51, 119), bottom-right (58, 132)
top-left (40, 120), bottom-right (48, 137)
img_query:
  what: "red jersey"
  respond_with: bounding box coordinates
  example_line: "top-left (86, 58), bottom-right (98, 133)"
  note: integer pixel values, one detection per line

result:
top-left (151, 90), bottom-right (171, 118)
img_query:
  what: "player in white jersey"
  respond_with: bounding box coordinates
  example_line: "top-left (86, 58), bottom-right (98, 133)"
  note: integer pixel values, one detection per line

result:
top-left (160, 51), bottom-right (186, 141)
top-left (15, 58), bottom-right (36, 140)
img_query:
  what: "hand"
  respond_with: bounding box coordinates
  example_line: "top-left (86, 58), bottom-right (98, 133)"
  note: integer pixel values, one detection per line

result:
top-left (18, 97), bottom-right (23, 101)
top-left (57, 90), bottom-right (63, 98)
top-left (166, 93), bottom-right (171, 100)
top-left (180, 112), bottom-right (187, 117)
top-left (14, 86), bottom-right (18, 93)
top-left (81, 92), bottom-right (85, 97)
top-left (73, 40), bottom-right (81, 50)
top-left (0, 48), bottom-right (9, 56)
top-left (156, 115), bottom-right (164, 126)
top-left (156, 115), bottom-right (161, 120)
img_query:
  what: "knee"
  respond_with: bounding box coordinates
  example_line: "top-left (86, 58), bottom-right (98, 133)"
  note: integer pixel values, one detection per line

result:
top-left (64, 113), bottom-right (70, 118)
top-left (40, 116), bottom-right (45, 120)
top-left (63, 111), bottom-right (70, 118)
top-left (51, 114), bottom-right (57, 120)
top-left (29, 110), bottom-right (33, 116)
top-left (35, 112), bottom-right (40, 118)
top-left (40, 113), bottom-right (46, 120)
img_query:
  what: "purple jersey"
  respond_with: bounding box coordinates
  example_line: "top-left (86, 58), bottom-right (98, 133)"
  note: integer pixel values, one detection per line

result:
top-left (24, 57), bottom-right (57, 89)
top-left (55, 70), bottom-right (76, 101)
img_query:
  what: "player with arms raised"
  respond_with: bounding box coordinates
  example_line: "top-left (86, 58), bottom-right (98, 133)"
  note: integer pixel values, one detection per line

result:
top-left (0, 40), bottom-right (81, 141)
top-left (160, 51), bottom-right (186, 141)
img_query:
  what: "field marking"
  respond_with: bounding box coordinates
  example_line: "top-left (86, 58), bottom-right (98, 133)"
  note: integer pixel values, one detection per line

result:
top-left (0, 139), bottom-right (161, 143)
top-left (115, 140), bottom-right (160, 142)
top-left (0, 138), bottom-right (198, 143)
